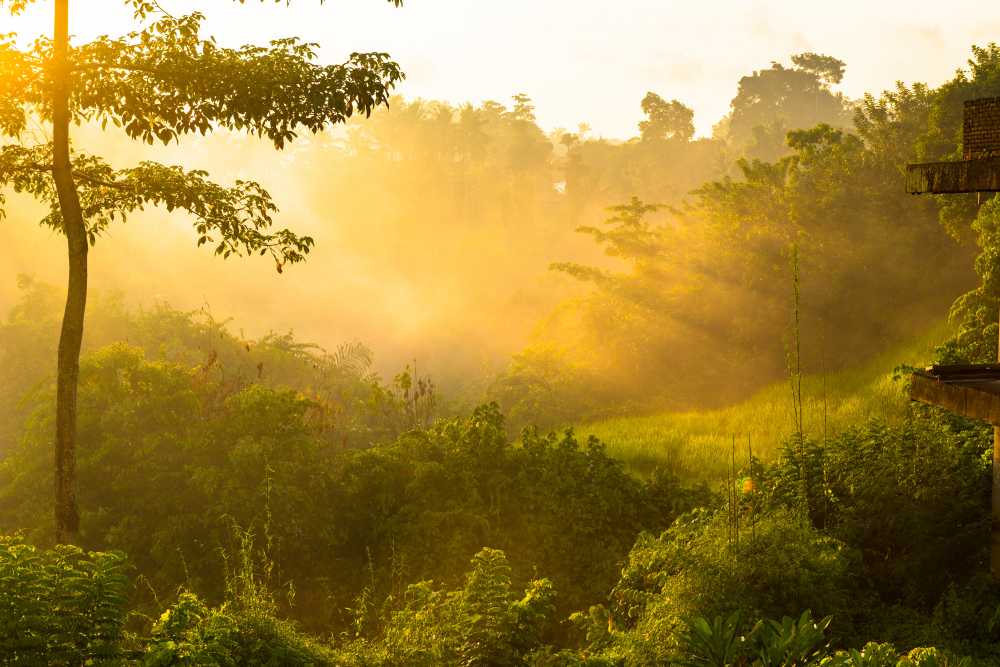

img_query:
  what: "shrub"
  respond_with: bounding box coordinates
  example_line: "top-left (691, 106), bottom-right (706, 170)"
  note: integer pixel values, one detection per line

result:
top-left (143, 529), bottom-right (335, 666)
top-left (335, 548), bottom-right (557, 666)
top-left (676, 610), bottom-right (832, 666)
top-left (1, 352), bottom-right (701, 637)
top-left (0, 535), bottom-right (130, 665)
top-left (637, 611), bottom-right (975, 667)
top-left (767, 416), bottom-right (991, 609)
top-left (596, 509), bottom-right (858, 661)
top-left (142, 591), bottom-right (337, 666)
top-left (929, 574), bottom-right (1000, 658)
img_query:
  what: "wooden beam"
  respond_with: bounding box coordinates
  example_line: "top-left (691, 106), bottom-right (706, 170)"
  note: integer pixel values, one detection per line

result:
top-left (906, 157), bottom-right (1000, 194)
top-left (909, 372), bottom-right (1000, 424)
top-left (925, 363), bottom-right (1000, 380)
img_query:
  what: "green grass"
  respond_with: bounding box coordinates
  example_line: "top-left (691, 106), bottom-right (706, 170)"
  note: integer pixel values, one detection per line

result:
top-left (580, 323), bottom-right (951, 483)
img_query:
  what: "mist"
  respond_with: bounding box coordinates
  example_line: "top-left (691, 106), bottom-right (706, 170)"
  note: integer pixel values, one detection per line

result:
top-left (2, 50), bottom-right (976, 417)
top-left (1, 103), bottom-right (593, 393)
top-left (6, 0), bottom-right (1000, 661)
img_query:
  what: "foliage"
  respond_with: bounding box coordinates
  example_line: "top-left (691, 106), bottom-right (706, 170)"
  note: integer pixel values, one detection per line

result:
top-left (0, 295), bottom-right (706, 636)
top-left (0, 4), bottom-right (404, 263)
top-left (578, 324), bottom-right (943, 480)
top-left (583, 509), bottom-right (857, 662)
top-left (563, 421), bottom-right (997, 663)
top-left (766, 415), bottom-right (991, 609)
top-left (675, 612), bottom-right (747, 666)
top-left (552, 59), bottom-right (841, 215)
top-left (290, 92), bottom-right (579, 390)
top-left (940, 197), bottom-right (1000, 363)
top-left (4, 31), bottom-right (1000, 664)
top-left (0, 373), bottom-right (996, 663)
top-left (676, 610), bottom-right (832, 667)
top-left (670, 612), bottom-right (979, 667)
top-left (314, 404), bottom-right (700, 629)
top-left (0, 529), bottom-right (981, 666)
top-left (930, 575), bottom-right (1000, 652)
top-left (2, 0), bottom-right (405, 546)
top-left (725, 53), bottom-right (852, 161)
top-left (749, 611), bottom-right (833, 666)
top-left (0, 144), bottom-right (313, 268)
top-left (0, 535), bottom-right (130, 665)
top-left (0, 280), bottom-right (408, 457)
top-left (335, 548), bottom-right (556, 666)
top-left (639, 93), bottom-right (695, 142)
top-left (144, 592), bottom-right (336, 666)
top-left (0, 4), bottom-right (403, 257)
top-left (143, 530), bottom-right (335, 666)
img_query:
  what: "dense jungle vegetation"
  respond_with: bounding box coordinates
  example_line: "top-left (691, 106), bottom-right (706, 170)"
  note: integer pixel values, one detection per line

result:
top-left (4, 0), bottom-right (1000, 661)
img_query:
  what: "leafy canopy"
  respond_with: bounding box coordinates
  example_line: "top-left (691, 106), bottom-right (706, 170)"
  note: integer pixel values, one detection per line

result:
top-left (0, 0), bottom-right (404, 269)
top-left (639, 93), bottom-right (695, 142)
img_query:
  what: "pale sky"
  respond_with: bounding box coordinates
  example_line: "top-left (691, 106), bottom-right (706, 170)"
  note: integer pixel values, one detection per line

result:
top-left (6, 1), bottom-right (1000, 138)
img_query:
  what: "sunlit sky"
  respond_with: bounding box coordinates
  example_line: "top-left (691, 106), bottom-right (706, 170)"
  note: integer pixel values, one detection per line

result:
top-left (6, 0), bottom-right (1000, 137)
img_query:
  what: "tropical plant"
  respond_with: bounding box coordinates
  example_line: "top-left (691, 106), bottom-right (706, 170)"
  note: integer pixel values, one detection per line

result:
top-left (0, 535), bottom-right (130, 664)
top-left (676, 612), bottom-right (747, 666)
top-left (335, 548), bottom-right (556, 666)
top-left (749, 611), bottom-right (833, 667)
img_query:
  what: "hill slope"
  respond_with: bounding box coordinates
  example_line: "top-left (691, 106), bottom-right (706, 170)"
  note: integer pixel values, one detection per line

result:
top-left (580, 323), bottom-right (951, 481)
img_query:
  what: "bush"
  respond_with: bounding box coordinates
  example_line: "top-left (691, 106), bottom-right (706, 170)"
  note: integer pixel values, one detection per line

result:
top-left (594, 509), bottom-right (859, 661)
top-left (767, 416), bottom-right (991, 609)
top-left (929, 575), bottom-right (1000, 659)
top-left (1, 343), bottom-right (701, 637)
top-left (671, 613), bottom-right (977, 667)
top-left (142, 591), bottom-right (336, 666)
top-left (334, 548), bottom-right (557, 666)
top-left (0, 535), bottom-right (130, 665)
top-left (677, 610), bottom-right (833, 666)
top-left (143, 529), bottom-right (336, 666)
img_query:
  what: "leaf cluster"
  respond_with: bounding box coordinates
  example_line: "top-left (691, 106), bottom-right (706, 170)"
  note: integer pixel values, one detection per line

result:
top-left (336, 548), bottom-right (556, 666)
top-left (0, 143), bottom-right (313, 265)
top-left (69, 12), bottom-right (402, 148)
top-left (0, 0), bottom-right (404, 268)
top-left (0, 535), bottom-right (130, 664)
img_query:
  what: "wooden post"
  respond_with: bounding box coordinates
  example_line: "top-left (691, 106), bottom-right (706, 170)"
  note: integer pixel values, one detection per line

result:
top-left (994, 312), bottom-right (1000, 580)
top-left (993, 423), bottom-right (999, 579)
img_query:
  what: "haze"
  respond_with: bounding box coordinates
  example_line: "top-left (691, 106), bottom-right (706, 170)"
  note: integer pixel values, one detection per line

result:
top-left (2, 0), bottom-right (998, 388)
top-left (6, 1), bottom-right (1000, 138)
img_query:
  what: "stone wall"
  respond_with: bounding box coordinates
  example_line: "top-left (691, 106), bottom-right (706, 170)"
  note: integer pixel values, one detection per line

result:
top-left (964, 97), bottom-right (1000, 160)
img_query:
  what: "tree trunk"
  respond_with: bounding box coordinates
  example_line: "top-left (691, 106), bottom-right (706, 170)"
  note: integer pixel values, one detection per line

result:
top-left (52, 0), bottom-right (86, 544)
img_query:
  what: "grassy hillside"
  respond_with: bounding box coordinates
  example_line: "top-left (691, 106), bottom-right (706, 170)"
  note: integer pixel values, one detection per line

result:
top-left (581, 322), bottom-right (952, 482)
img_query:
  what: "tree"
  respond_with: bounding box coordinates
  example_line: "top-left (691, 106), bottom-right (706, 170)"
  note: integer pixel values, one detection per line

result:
top-left (724, 53), bottom-right (851, 161)
top-left (0, 0), bottom-right (404, 543)
top-left (790, 52), bottom-right (846, 85)
top-left (639, 93), bottom-right (695, 142)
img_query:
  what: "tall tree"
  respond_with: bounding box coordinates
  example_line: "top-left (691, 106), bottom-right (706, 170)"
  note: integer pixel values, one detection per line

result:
top-left (723, 53), bottom-right (851, 161)
top-left (639, 93), bottom-right (694, 142)
top-left (0, 0), bottom-right (404, 543)
top-left (790, 52), bottom-right (846, 85)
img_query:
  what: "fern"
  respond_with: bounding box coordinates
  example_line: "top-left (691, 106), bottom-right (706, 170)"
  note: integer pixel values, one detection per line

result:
top-left (0, 536), bottom-right (129, 665)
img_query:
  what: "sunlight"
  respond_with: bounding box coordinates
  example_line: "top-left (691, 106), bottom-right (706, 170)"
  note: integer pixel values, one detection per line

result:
top-left (2, 1), bottom-right (1000, 662)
